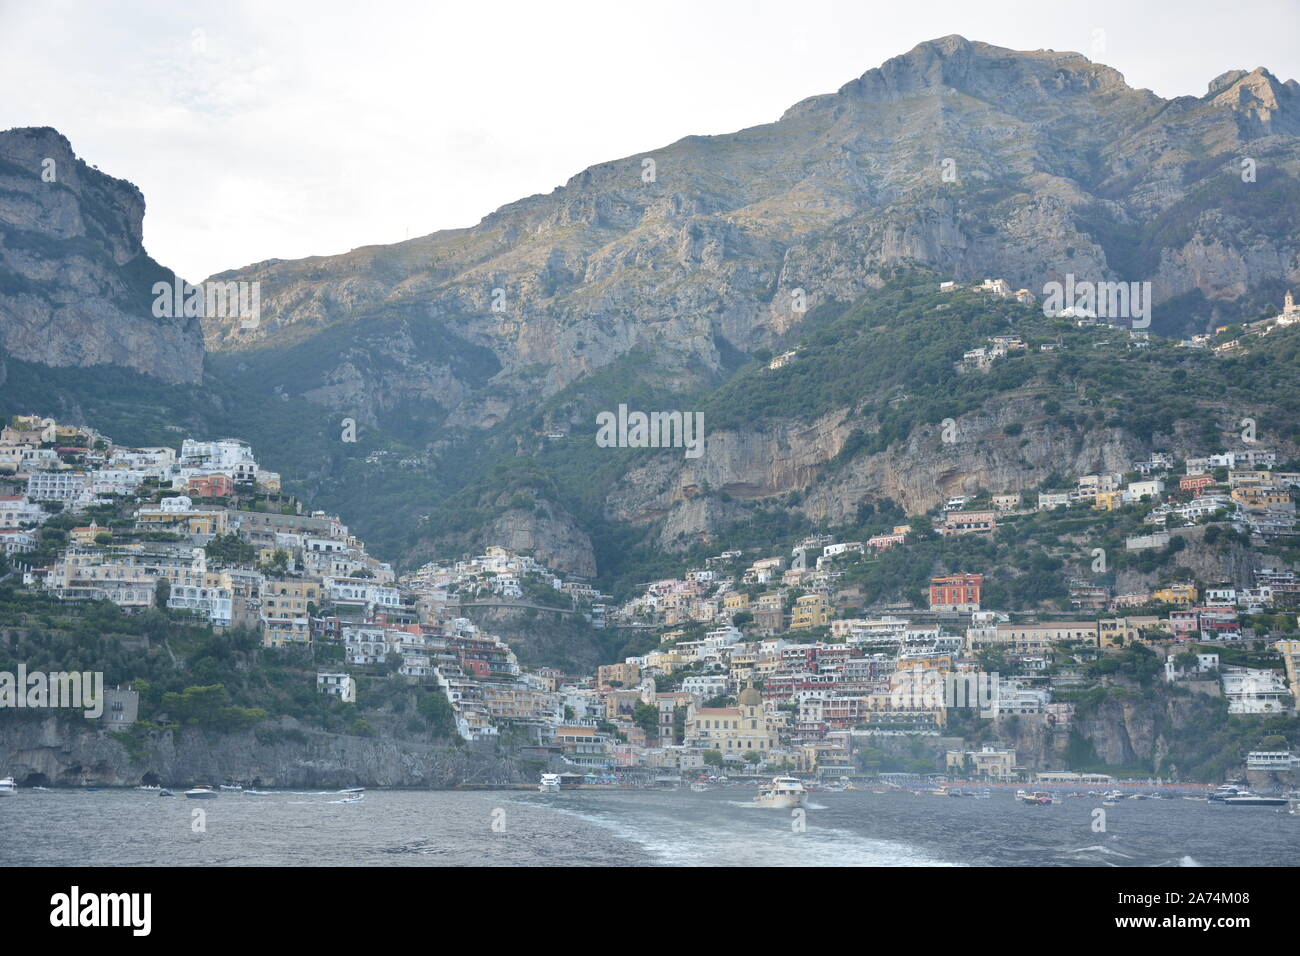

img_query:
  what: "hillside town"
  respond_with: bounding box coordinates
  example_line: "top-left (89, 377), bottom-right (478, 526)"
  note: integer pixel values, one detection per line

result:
top-left (2, 413), bottom-right (1298, 789)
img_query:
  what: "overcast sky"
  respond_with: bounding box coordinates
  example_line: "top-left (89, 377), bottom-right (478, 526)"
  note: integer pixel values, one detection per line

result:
top-left (1, 0), bottom-right (1297, 282)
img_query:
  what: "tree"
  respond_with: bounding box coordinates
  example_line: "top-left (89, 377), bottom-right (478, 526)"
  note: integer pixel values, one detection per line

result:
top-left (153, 577), bottom-right (171, 609)
top-left (703, 749), bottom-right (724, 768)
top-left (633, 702), bottom-right (659, 739)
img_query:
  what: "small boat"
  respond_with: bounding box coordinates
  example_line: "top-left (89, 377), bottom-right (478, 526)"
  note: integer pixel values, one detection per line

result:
top-left (136, 785), bottom-right (162, 792)
top-left (243, 789), bottom-right (271, 796)
top-left (755, 775), bottom-right (806, 809)
top-left (184, 786), bottom-right (219, 799)
top-left (690, 781), bottom-right (710, 792)
top-left (219, 784), bottom-right (243, 793)
top-left (0, 776), bottom-right (16, 796)
top-left (31, 786), bottom-right (50, 792)
top-left (339, 793), bottom-right (364, 803)
top-left (1016, 790), bottom-right (1053, 805)
top-left (538, 773), bottom-right (562, 794)
top-left (337, 787), bottom-right (365, 795)
top-left (158, 789), bottom-right (174, 798)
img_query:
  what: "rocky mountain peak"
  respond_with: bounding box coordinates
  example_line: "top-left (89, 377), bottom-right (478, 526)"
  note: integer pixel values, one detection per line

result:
top-left (800, 35), bottom-right (1132, 113)
top-left (0, 126), bottom-right (204, 383)
top-left (1207, 65), bottom-right (1298, 132)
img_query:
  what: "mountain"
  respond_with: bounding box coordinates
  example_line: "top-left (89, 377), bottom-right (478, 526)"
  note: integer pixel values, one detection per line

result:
top-left (5, 37), bottom-right (1300, 586)
top-left (0, 127), bottom-right (204, 384)
top-left (203, 36), bottom-right (1300, 415)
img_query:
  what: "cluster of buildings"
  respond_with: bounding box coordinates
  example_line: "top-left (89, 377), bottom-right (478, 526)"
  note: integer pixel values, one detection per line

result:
top-left (7, 410), bottom-right (1299, 779)
top-left (939, 277), bottom-right (1037, 307)
top-left (958, 334), bottom-right (1028, 372)
top-left (400, 546), bottom-right (605, 610)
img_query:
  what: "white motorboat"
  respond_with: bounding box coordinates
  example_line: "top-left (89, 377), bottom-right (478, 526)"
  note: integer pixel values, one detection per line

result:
top-left (219, 784), bottom-right (243, 793)
top-left (755, 775), bottom-right (806, 809)
top-left (0, 776), bottom-right (16, 796)
top-left (184, 786), bottom-right (219, 799)
top-left (538, 773), bottom-right (562, 793)
top-left (1222, 790), bottom-right (1288, 807)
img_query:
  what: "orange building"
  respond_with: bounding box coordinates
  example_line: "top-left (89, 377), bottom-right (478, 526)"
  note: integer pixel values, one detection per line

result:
top-left (930, 573), bottom-right (983, 612)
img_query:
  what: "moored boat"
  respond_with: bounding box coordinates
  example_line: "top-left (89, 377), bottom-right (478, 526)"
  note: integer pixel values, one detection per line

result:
top-left (184, 786), bottom-right (219, 799)
top-left (1016, 790), bottom-right (1053, 805)
top-left (1222, 791), bottom-right (1288, 807)
top-left (538, 773), bottom-right (562, 794)
top-left (0, 776), bottom-right (16, 796)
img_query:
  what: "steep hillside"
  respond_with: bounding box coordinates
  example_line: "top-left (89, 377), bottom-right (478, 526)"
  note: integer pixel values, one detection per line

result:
top-left (4, 37), bottom-right (1300, 589)
top-left (202, 36), bottom-right (1300, 428)
top-left (0, 127), bottom-right (204, 384)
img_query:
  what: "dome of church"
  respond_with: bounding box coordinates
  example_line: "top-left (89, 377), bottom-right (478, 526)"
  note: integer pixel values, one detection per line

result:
top-left (738, 685), bottom-right (762, 707)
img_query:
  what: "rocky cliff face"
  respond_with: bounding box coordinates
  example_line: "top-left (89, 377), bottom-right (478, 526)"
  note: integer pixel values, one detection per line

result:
top-left (183, 37), bottom-right (1300, 569)
top-left (203, 37), bottom-right (1300, 421)
top-left (0, 714), bottom-right (522, 788)
top-left (603, 393), bottom-right (1145, 548)
top-left (0, 127), bottom-right (204, 384)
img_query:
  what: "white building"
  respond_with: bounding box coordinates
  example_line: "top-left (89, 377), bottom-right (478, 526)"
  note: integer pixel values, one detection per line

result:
top-left (1222, 667), bottom-right (1292, 714)
top-left (317, 672), bottom-right (357, 703)
top-left (168, 584), bottom-right (234, 626)
top-left (27, 471), bottom-right (90, 502)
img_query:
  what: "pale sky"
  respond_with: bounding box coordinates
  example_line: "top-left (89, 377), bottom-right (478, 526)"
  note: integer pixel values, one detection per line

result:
top-left (1, 0), bottom-right (1297, 282)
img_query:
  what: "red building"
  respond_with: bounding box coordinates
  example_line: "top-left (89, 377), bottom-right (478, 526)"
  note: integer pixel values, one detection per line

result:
top-left (188, 474), bottom-right (235, 499)
top-left (1179, 475), bottom-right (1214, 495)
top-left (929, 573), bottom-right (983, 612)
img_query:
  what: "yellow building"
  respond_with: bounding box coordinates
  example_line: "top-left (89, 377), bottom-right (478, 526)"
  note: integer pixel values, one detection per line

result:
top-left (1097, 618), bottom-right (1146, 649)
top-left (1275, 639), bottom-right (1300, 707)
top-left (134, 500), bottom-right (230, 536)
top-left (723, 592), bottom-right (750, 613)
top-left (69, 522), bottom-right (106, 545)
top-left (1153, 584), bottom-right (1198, 606)
top-left (685, 685), bottom-right (778, 755)
top-left (597, 661), bottom-right (641, 689)
top-left (260, 577), bottom-right (320, 646)
top-left (1232, 487), bottom-right (1293, 511)
top-left (791, 592), bottom-right (831, 630)
top-left (1093, 490), bottom-right (1123, 511)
